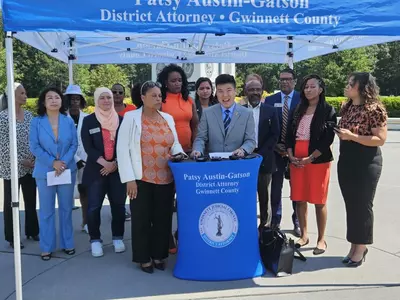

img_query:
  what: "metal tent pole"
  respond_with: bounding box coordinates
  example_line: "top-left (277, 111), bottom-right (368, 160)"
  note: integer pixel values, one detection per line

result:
top-left (287, 36), bottom-right (294, 69)
top-left (68, 37), bottom-right (76, 85)
top-left (5, 31), bottom-right (24, 300)
top-left (68, 59), bottom-right (73, 85)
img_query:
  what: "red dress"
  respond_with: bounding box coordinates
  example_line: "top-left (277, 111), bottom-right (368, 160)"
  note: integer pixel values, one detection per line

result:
top-left (290, 114), bottom-right (331, 205)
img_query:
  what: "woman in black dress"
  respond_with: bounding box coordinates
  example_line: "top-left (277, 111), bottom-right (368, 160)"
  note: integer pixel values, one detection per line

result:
top-left (335, 72), bottom-right (387, 267)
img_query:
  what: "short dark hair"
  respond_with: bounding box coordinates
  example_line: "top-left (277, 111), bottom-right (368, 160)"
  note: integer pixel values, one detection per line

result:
top-left (215, 74), bottom-right (236, 88)
top-left (280, 68), bottom-right (296, 79)
top-left (112, 83), bottom-right (125, 92)
top-left (65, 94), bottom-right (87, 109)
top-left (37, 87), bottom-right (67, 116)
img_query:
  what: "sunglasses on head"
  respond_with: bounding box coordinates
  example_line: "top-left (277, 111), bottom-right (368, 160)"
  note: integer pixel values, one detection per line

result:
top-left (140, 81), bottom-right (162, 95)
top-left (112, 91), bottom-right (124, 95)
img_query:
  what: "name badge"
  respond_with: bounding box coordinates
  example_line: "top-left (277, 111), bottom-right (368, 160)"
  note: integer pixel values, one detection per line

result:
top-left (89, 127), bottom-right (100, 135)
top-left (274, 103), bottom-right (283, 108)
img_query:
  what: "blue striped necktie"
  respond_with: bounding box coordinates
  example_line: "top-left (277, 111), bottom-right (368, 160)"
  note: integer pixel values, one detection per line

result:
top-left (223, 109), bottom-right (231, 135)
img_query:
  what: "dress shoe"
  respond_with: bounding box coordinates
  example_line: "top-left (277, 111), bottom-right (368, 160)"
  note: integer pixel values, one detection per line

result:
top-left (140, 264), bottom-right (154, 274)
top-left (27, 235), bottom-right (40, 241)
top-left (347, 248), bottom-right (368, 267)
top-left (342, 256), bottom-right (351, 264)
top-left (154, 260), bottom-right (166, 271)
top-left (313, 241), bottom-right (327, 255)
top-left (10, 242), bottom-right (24, 249)
top-left (295, 238), bottom-right (309, 249)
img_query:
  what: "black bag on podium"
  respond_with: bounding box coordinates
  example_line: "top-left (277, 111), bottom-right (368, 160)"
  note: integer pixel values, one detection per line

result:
top-left (259, 228), bottom-right (306, 277)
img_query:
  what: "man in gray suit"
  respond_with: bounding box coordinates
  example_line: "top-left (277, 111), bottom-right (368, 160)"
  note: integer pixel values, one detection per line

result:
top-left (191, 74), bottom-right (256, 158)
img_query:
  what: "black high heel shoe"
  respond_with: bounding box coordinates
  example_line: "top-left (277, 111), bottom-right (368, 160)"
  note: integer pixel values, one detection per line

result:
top-left (10, 242), bottom-right (24, 249)
top-left (342, 256), bottom-right (351, 264)
top-left (347, 248), bottom-right (368, 267)
top-left (140, 263), bottom-right (154, 274)
top-left (154, 260), bottom-right (166, 271)
top-left (27, 235), bottom-right (40, 241)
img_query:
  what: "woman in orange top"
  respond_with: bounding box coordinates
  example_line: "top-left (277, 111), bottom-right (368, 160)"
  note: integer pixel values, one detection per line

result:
top-left (116, 81), bottom-right (186, 273)
top-left (157, 64), bottom-right (199, 153)
top-left (157, 64), bottom-right (199, 253)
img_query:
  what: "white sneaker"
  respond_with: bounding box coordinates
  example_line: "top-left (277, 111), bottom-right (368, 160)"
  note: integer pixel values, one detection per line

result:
top-left (91, 242), bottom-right (103, 257)
top-left (113, 240), bottom-right (126, 253)
top-left (82, 224), bottom-right (89, 234)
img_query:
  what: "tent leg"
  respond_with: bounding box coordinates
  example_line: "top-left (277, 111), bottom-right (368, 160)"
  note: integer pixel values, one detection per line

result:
top-left (5, 32), bottom-right (23, 300)
top-left (68, 59), bottom-right (73, 85)
top-left (288, 57), bottom-right (294, 70)
top-left (287, 36), bottom-right (294, 69)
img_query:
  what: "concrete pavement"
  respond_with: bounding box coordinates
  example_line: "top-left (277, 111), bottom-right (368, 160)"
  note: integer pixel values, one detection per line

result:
top-left (1, 132), bottom-right (400, 300)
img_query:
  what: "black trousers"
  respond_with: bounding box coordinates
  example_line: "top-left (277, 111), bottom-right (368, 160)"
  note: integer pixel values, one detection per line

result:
top-left (131, 180), bottom-right (175, 263)
top-left (338, 141), bottom-right (382, 245)
top-left (3, 174), bottom-right (39, 243)
top-left (258, 172), bottom-right (272, 228)
top-left (86, 172), bottom-right (126, 242)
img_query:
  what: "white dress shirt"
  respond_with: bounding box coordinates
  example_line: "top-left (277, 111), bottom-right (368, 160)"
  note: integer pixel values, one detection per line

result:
top-left (248, 103), bottom-right (261, 147)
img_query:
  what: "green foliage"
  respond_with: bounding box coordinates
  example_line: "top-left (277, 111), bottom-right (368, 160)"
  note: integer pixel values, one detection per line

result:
top-left (326, 96), bottom-right (400, 117)
top-left (87, 65), bottom-right (128, 95)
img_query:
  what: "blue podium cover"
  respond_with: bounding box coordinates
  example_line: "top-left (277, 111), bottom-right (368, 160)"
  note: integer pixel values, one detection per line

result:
top-left (169, 157), bottom-right (264, 281)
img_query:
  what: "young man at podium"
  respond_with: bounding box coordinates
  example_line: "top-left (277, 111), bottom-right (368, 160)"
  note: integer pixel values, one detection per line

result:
top-left (191, 74), bottom-right (256, 158)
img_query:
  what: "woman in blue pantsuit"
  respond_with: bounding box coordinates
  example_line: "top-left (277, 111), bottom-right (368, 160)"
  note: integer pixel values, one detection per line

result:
top-left (29, 87), bottom-right (78, 261)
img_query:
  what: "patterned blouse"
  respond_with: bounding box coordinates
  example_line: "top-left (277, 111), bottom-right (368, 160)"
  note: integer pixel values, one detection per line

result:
top-left (0, 110), bottom-right (35, 180)
top-left (140, 114), bottom-right (174, 185)
top-left (296, 114), bottom-right (313, 141)
top-left (102, 129), bottom-right (115, 161)
top-left (339, 102), bottom-right (387, 136)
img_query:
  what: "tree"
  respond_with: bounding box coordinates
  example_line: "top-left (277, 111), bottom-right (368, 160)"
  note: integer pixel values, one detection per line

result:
top-left (88, 65), bottom-right (128, 95)
top-left (374, 42), bottom-right (400, 95)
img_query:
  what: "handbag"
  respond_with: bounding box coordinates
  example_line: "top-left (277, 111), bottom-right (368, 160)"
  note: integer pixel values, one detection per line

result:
top-left (259, 227), bottom-right (306, 277)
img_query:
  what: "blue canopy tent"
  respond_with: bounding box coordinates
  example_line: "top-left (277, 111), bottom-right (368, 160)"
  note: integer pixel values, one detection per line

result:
top-left (2, 0), bottom-right (400, 298)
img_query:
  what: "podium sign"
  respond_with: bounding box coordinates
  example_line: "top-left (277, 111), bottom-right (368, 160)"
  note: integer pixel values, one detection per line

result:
top-left (169, 157), bottom-right (265, 281)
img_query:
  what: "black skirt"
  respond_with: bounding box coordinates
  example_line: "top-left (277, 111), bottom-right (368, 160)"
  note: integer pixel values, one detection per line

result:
top-left (337, 141), bottom-right (382, 244)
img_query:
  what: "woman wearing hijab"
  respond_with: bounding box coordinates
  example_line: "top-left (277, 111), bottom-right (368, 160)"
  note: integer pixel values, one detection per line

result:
top-left (81, 87), bottom-right (126, 258)
top-left (0, 83), bottom-right (39, 249)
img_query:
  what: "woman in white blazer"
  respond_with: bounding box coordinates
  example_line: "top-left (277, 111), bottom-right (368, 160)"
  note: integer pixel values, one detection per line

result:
top-left (117, 81), bottom-right (186, 274)
top-left (65, 85), bottom-right (89, 233)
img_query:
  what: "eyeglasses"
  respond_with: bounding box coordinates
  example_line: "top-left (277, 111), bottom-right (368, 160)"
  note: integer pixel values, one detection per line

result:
top-left (140, 81), bottom-right (161, 95)
top-left (279, 78), bottom-right (294, 83)
top-left (112, 91), bottom-right (124, 95)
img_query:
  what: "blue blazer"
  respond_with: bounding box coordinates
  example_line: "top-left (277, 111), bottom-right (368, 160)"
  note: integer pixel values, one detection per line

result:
top-left (29, 114), bottom-right (78, 179)
top-left (244, 103), bottom-right (280, 173)
top-left (264, 91), bottom-right (300, 142)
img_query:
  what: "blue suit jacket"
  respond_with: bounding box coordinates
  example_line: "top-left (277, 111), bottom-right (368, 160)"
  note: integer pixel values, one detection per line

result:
top-left (244, 103), bottom-right (280, 173)
top-left (29, 114), bottom-right (78, 179)
top-left (264, 91), bottom-right (300, 142)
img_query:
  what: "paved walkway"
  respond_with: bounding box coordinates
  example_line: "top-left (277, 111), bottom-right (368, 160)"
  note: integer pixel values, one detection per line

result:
top-left (1, 133), bottom-right (400, 300)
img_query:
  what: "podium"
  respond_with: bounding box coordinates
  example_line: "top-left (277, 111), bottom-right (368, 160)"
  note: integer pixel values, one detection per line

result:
top-left (169, 156), bottom-right (265, 281)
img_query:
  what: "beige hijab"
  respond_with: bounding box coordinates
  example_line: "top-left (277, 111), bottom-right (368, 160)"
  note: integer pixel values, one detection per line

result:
top-left (94, 87), bottom-right (119, 140)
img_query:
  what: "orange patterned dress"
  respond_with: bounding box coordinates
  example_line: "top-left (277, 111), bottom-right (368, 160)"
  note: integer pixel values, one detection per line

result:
top-left (140, 114), bottom-right (174, 185)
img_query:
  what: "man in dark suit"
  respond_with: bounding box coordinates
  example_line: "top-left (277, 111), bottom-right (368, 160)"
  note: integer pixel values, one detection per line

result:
top-left (264, 68), bottom-right (301, 237)
top-left (244, 80), bottom-right (280, 229)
